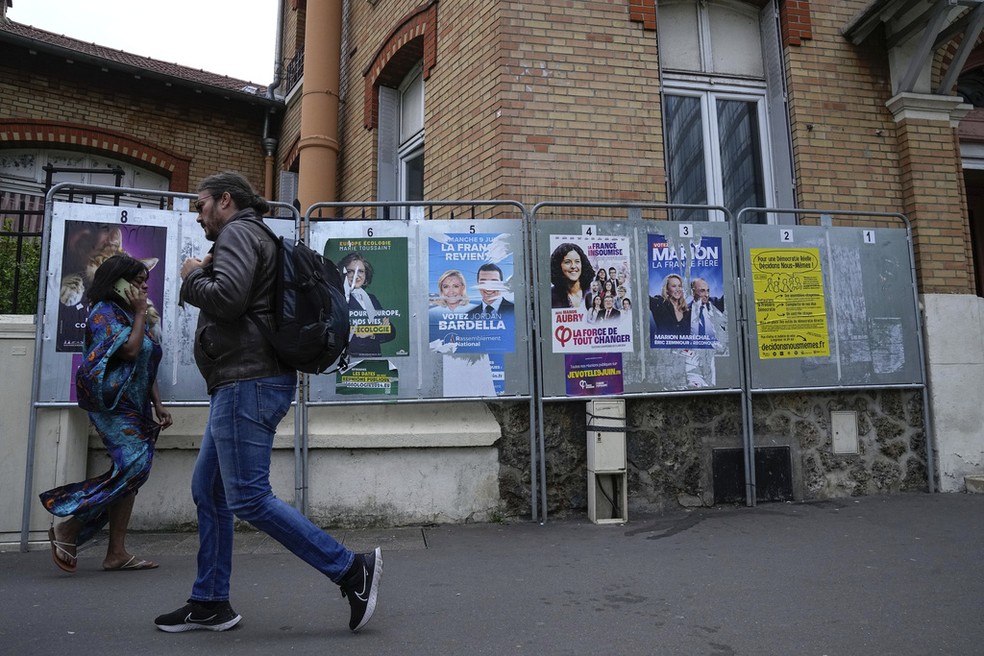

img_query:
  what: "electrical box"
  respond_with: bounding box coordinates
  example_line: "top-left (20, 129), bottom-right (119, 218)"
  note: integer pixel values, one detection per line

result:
top-left (586, 399), bottom-right (626, 472)
top-left (831, 410), bottom-right (859, 454)
top-left (586, 400), bottom-right (627, 524)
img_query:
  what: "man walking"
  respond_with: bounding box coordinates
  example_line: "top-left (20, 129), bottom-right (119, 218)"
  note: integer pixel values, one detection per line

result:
top-left (155, 172), bottom-right (381, 633)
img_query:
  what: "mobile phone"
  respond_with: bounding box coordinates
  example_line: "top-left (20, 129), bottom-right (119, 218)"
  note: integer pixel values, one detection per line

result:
top-left (113, 278), bottom-right (133, 299)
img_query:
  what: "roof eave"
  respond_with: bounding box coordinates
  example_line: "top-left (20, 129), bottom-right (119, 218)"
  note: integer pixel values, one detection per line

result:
top-left (1, 28), bottom-right (283, 109)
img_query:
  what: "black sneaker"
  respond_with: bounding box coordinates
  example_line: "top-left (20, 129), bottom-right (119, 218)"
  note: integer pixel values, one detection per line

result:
top-left (340, 547), bottom-right (382, 632)
top-left (154, 600), bottom-right (242, 633)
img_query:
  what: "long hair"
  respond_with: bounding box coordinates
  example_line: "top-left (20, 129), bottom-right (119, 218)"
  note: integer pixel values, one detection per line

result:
top-left (549, 242), bottom-right (595, 291)
top-left (660, 273), bottom-right (688, 313)
top-left (87, 254), bottom-right (148, 305)
top-left (197, 171), bottom-right (270, 215)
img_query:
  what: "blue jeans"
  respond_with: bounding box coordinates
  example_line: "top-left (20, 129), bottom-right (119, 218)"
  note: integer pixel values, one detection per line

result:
top-left (190, 374), bottom-right (354, 602)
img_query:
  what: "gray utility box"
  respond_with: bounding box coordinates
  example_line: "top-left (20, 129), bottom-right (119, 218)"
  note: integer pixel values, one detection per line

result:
top-left (586, 399), bottom-right (627, 524)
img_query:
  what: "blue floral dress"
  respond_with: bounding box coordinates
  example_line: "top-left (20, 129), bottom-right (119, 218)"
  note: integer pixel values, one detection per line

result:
top-left (39, 301), bottom-right (162, 546)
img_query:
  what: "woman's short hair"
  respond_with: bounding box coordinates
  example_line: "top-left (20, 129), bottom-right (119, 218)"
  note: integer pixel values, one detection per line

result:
top-left (436, 269), bottom-right (469, 306)
top-left (338, 252), bottom-right (374, 286)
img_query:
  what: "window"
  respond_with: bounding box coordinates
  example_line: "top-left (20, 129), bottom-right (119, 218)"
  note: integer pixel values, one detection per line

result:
top-left (398, 66), bottom-right (424, 203)
top-left (664, 83), bottom-right (771, 221)
top-left (0, 148), bottom-right (169, 209)
top-left (378, 64), bottom-right (424, 212)
top-left (658, 0), bottom-right (792, 223)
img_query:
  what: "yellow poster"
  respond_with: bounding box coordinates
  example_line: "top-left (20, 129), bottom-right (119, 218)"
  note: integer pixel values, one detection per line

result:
top-left (750, 248), bottom-right (830, 359)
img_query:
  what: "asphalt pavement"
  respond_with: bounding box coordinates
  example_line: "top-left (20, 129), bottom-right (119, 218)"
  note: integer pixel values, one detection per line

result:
top-left (2, 493), bottom-right (982, 656)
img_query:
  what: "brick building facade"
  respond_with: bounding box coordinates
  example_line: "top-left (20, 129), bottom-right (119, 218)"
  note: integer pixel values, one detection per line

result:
top-left (3, 0), bottom-right (984, 527)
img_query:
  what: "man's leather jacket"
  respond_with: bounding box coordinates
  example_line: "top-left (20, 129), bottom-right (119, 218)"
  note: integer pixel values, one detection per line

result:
top-left (180, 208), bottom-right (294, 393)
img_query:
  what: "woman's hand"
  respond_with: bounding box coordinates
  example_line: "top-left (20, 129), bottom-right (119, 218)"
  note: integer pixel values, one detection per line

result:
top-left (154, 403), bottom-right (173, 430)
top-left (124, 283), bottom-right (149, 315)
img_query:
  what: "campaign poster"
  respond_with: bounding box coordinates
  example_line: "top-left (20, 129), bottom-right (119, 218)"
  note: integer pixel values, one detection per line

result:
top-left (324, 237), bottom-right (409, 359)
top-left (335, 360), bottom-right (399, 396)
top-left (56, 220), bottom-right (167, 352)
top-left (427, 232), bottom-right (515, 355)
top-left (750, 248), bottom-right (830, 359)
top-left (548, 234), bottom-right (634, 354)
top-left (647, 233), bottom-right (726, 350)
top-left (565, 353), bottom-right (624, 397)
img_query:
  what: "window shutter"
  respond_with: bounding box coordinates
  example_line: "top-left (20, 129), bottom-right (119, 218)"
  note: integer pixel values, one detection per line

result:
top-left (376, 86), bottom-right (400, 205)
top-left (277, 170), bottom-right (298, 217)
top-left (761, 1), bottom-right (796, 220)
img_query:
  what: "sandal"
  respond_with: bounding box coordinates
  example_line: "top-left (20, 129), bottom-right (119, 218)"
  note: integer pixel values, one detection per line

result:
top-left (48, 526), bottom-right (77, 573)
top-left (104, 555), bottom-right (159, 571)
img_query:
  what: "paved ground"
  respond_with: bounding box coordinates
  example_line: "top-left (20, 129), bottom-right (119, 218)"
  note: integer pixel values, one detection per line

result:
top-left (1, 493), bottom-right (982, 655)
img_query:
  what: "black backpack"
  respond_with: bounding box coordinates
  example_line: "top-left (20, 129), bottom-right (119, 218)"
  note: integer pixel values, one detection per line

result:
top-left (246, 219), bottom-right (349, 374)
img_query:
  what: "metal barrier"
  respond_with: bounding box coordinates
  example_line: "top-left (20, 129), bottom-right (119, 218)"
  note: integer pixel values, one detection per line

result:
top-left (17, 188), bottom-right (933, 542)
top-left (299, 200), bottom-right (541, 519)
top-left (19, 183), bottom-right (301, 550)
top-left (529, 202), bottom-right (748, 518)
top-left (735, 207), bottom-right (934, 497)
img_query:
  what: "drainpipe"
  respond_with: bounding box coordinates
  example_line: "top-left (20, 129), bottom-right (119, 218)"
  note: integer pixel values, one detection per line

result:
top-left (297, 0), bottom-right (343, 210)
top-left (262, 0), bottom-right (287, 200)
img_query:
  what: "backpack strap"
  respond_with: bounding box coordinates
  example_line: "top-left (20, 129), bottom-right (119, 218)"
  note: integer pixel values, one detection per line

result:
top-left (241, 217), bottom-right (283, 353)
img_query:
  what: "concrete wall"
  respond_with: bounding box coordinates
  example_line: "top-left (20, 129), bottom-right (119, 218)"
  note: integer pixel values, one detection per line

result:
top-left (1, 314), bottom-right (506, 544)
top-left (922, 293), bottom-right (984, 491)
top-left (0, 315), bottom-right (89, 543)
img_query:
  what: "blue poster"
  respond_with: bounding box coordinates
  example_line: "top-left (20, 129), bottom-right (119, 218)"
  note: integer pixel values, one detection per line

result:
top-left (428, 233), bottom-right (515, 354)
top-left (647, 234), bottom-right (726, 350)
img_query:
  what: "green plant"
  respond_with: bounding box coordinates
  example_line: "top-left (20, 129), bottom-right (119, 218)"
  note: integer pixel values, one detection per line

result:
top-left (0, 219), bottom-right (42, 314)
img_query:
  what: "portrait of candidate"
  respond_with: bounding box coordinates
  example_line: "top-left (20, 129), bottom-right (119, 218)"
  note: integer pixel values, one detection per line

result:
top-left (689, 277), bottom-right (725, 339)
top-left (467, 262), bottom-right (514, 317)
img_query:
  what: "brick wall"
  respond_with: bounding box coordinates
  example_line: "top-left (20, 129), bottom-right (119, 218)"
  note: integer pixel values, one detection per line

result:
top-left (279, 0), bottom-right (973, 289)
top-left (308, 0), bottom-right (665, 208)
top-left (0, 44), bottom-right (268, 193)
top-left (786, 0), bottom-right (972, 293)
top-left (497, 0), bottom-right (664, 206)
top-left (783, 1), bottom-right (902, 214)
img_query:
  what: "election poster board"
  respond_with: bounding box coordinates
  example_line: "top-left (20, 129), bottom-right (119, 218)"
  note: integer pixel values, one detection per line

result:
top-left (535, 219), bottom-right (741, 399)
top-left (740, 223), bottom-right (923, 389)
top-left (38, 201), bottom-right (227, 404)
top-left (306, 216), bottom-right (532, 402)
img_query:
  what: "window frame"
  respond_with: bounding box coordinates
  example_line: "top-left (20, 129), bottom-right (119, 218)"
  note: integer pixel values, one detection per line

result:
top-left (663, 77), bottom-right (776, 221)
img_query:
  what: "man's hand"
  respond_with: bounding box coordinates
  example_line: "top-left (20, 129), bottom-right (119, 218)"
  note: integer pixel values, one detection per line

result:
top-left (181, 257), bottom-right (203, 280)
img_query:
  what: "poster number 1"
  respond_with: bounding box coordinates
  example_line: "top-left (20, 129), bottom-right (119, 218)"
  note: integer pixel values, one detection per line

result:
top-left (780, 229), bottom-right (793, 243)
top-left (863, 230), bottom-right (875, 244)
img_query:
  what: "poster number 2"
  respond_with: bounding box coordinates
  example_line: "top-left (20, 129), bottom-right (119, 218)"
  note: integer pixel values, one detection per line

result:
top-left (780, 229), bottom-right (794, 243)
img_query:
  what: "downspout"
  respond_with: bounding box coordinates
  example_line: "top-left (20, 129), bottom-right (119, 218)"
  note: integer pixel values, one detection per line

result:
top-left (262, 0), bottom-right (287, 199)
top-left (297, 0), bottom-right (343, 210)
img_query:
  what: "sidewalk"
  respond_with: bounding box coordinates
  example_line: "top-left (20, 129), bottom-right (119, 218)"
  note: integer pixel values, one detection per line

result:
top-left (2, 493), bottom-right (982, 656)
